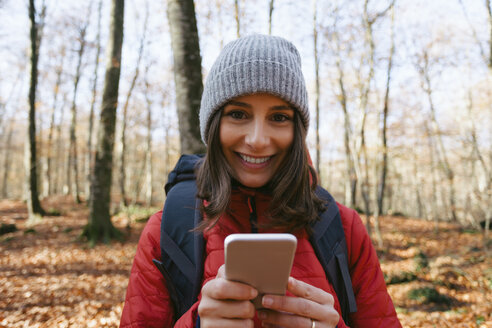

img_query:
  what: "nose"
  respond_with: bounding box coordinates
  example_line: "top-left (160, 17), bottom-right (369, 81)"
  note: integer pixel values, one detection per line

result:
top-left (245, 118), bottom-right (269, 150)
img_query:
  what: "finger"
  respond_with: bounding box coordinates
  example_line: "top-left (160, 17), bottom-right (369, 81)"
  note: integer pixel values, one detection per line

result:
top-left (258, 310), bottom-right (311, 328)
top-left (260, 323), bottom-right (282, 328)
top-left (287, 277), bottom-right (334, 305)
top-left (199, 298), bottom-right (255, 319)
top-left (261, 294), bottom-right (324, 321)
top-left (201, 318), bottom-right (254, 328)
top-left (216, 264), bottom-right (226, 278)
top-left (202, 276), bottom-right (257, 300)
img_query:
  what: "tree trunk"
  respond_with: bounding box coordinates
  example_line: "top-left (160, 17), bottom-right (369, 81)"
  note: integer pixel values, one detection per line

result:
top-left (377, 5), bottom-right (395, 216)
top-left (167, 0), bottom-right (205, 154)
top-left (68, 18), bottom-right (89, 204)
top-left (313, 0), bottom-right (321, 181)
top-left (425, 122), bottom-right (440, 232)
top-left (86, 0), bottom-right (103, 200)
top-left (458, 0), bottom-right (492, 69)
top-left (2, 123), bottom-right (13, 198)
top-left (46, 47), bottom-right (64, 197)
top-left (54, 93), bottom-right (67, 195)
top-left (268, 0), bottom-right (274, 35)
top-left (359, 0), bottom-right (375, 237)
top-left (85, 0), bottom-right (124, 245)
top-left (334, 39), bottom-right (357, 208)
top-left (466, 89), bottom-right (491, 251)
top-left (417, 53), bottom-right (457, 222)
top-left (234, 0), bottom-right (240, 38)
top-left (144, 65), bottom-right (153, 206)
top-left (26, 0), bottom-right (45, 217)
top-left (429, 91), bottom-right (457, 222)
top-left (118, 1), bottom-right (148, 207)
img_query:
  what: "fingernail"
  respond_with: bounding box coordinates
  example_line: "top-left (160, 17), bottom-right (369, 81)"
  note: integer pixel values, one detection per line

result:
top-left (262, 296), bottom-right (273, 306)
top-left (288, 277), bottom-right (295, 286)
top-left (251, 289), bottom-right (258, 298)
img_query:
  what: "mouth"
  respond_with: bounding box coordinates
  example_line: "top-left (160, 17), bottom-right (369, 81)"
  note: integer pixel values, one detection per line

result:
top-left (238, 153), bottom-right (273, 164)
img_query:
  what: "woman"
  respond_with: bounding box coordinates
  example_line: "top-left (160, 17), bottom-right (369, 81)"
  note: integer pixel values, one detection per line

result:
top-left (120, 34), bottom-right (401, 328)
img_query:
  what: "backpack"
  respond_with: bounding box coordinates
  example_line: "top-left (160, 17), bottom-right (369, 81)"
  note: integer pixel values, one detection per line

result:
top-left (152, 154), bottom-right (357, 325)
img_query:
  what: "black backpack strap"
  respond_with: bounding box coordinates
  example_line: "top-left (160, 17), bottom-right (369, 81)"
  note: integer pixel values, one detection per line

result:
top-left (152, 154), bottom-right (205, 320)
top-left (310, 186), bottom-right (357, 324)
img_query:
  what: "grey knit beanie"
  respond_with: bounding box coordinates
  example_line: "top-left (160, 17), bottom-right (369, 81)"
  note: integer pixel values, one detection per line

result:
top-left (199, 34), bottom-right (309, 143)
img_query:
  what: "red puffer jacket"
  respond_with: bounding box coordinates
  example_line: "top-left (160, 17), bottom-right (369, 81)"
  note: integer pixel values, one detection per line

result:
top-left (120, 188), bottom-right (401, 327)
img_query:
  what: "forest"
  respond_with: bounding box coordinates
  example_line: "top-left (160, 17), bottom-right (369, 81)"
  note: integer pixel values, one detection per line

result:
top-left (0, 0), bottom-right (491, 327)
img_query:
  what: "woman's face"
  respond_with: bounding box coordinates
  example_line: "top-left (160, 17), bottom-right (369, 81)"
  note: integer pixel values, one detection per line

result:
top-left (220, 93), bottom-right (295, 188)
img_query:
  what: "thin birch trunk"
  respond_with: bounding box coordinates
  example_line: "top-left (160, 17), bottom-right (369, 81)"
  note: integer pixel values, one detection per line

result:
top-left (68, 12), bottom-right (90, 204)
top-left (86, 0), bottom-right (103, 200)
top-left (46, 47), bottom-right (65, 197)
top-left (55, 93), bottom-right (67, 195)
top-left (235, 0), bottom-right (240, 38)
top-left (1, 123), bottom-right (13, 198)
top-left (377, 5), bottom-right (395, 216)
top-left (466, 89), bottom-right (491, 251)
top-left (268, 0), bottom-right (274, 35)
top-left (418, 53), bottom-right (457, 222)
top-left (144, 65), bottom-right (153, 206)
top-left (118, 2), bottom-right (147, 207)
top-left (333, 35), bottom-right (357, 207)
top-left (425, 122), bottom-right (440, 232)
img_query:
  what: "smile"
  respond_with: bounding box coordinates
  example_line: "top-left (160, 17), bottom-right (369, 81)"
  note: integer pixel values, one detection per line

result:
top-left (239, 154), bottom-right (272, 164)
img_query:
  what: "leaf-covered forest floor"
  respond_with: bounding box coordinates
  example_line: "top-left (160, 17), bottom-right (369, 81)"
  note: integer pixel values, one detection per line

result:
top-left (0, 196), bottom-right (490, 327)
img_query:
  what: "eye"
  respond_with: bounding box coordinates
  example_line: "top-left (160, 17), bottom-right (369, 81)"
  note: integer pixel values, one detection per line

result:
top-left (227, 110), bottom-right (246, 120)
top-left (271, 113), bottom-right (291, 122)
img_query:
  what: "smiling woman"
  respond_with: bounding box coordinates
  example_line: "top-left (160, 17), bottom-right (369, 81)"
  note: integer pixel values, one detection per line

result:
top-left (220, 93), bottom-right (295, 188)
top-left (120, 34), bottom-right (401, 328)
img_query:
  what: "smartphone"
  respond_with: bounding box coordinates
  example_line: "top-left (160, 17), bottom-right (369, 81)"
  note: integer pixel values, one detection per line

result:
top-left (224, 233), bottom-right (297, 309)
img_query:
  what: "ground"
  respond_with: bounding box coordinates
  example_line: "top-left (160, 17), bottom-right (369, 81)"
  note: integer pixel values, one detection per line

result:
top-left (0, 196), bottom-right (490, 327)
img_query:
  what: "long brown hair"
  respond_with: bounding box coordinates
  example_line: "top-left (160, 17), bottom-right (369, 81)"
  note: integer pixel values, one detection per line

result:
top-left (195, 107), bottom-right (325, 233)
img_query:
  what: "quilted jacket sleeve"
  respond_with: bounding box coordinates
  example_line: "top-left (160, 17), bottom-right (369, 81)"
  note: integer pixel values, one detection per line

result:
top-left (119, 211), bottom-right (200, 328)
top-left (338, 204), bottom-right (402, 328)
top-left (120, 211), bottom-right (174, 327)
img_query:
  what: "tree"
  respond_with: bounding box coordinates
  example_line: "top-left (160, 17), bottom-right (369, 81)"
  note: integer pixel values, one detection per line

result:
top-left (372, 2), bottom-right (396, 247)
top-left (118, 0), bottom-right (148, 207)
top-left (45, 45), bottom-right (65, 197)
top-left (84, 0), bottom-right (124, 245)
top-left (67, 5), bottom-right (91, 204)
top-left (26, 0), bottom-right (46, 218)
top-left (358, 0), bottom-right (394, 247)
top-left (457, 0), bottom-right (492, 69)
top-left (167, 0), bottom-right (205, 154)
top-left (86, 0), bottom-right (103, 200)
top-left (333, 29), bottom-right (357, 209)
top-left (2, 122), bottom-right (13, 198)
top-left (235, 0), bottom-right (241, 38)
top-left (268, 0), bottom-right (274, 35)
top-left (143, 63), bottom-right (154, 206)
top-left (416, 48), bottom-right (458, 222)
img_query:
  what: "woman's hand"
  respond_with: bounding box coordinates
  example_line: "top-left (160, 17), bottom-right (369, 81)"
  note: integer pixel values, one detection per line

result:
top-left (198, 264), bottom-right (258, 328)
top-left (258, 277), bottom-right (340, 328)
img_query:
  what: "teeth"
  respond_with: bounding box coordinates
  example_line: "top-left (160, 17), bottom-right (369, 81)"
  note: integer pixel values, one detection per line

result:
top-left (240, 154), bottom-right (271, 164)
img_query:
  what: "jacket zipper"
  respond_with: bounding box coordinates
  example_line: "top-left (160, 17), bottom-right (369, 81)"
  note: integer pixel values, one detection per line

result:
top-left (247, 196), bottom-right (258, 233)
